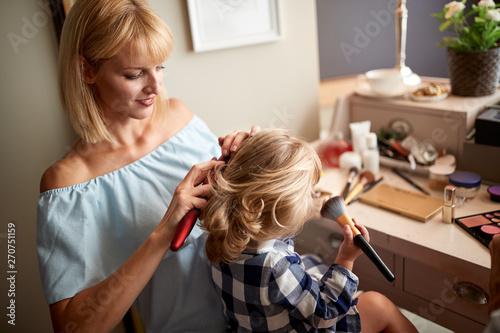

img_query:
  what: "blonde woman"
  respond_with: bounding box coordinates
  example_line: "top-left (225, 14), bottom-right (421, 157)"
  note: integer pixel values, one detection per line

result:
top-left (201, 129), bottom-right (417, 333)
top-left (36, 0), bottom-right (258, 332)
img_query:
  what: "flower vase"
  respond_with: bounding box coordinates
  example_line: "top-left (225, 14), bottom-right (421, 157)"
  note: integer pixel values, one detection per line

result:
top-left (446, 47), bottom-right (500, 97)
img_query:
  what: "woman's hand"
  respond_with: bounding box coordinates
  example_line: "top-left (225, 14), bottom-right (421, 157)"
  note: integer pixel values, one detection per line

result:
top-left (334, 218), bottom-right (369, 271)
top-left (49, 160), bottom-right (226, 332)
top-left (49, 161), bottom-right (226, 332)
top-left (218, 125), bottom-right (261, 158)
top-left (157, 159), bottom-right (225, 243)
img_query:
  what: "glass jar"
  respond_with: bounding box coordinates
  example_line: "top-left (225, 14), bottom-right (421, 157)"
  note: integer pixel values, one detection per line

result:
top-left (449, 171), bottom-right (481, 205)
top-left (488, 185), bottom-right (500, 203)
top-left (428, 164), bottom-right (455, 191)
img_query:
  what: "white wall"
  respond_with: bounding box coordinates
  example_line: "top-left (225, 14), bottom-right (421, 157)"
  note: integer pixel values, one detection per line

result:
top-left (0, 0), bottom-right (319, 332)
top-left (153, 0), bottom-right (320, 139)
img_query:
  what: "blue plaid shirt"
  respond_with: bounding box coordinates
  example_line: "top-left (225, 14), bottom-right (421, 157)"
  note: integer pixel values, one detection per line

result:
top-left (211, 239), bottom-right (361, 332)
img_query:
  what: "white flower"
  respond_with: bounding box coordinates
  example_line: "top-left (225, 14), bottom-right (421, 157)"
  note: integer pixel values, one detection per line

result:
top-left (485, 9), bottom-right (500, 21)
top-left (444, 1), bottom-right (466, 19)
top-left (478, 0), bottom-right (495, 8)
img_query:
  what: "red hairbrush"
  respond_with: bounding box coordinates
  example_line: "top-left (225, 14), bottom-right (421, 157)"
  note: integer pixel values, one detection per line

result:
top-left (170, 155), bottom-right (230, 251)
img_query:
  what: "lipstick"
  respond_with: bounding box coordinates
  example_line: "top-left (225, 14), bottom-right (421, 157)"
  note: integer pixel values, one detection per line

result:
top-left (442, 185), bottom-right (456, 224)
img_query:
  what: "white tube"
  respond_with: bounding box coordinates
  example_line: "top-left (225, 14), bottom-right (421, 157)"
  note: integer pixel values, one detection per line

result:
top-left (349, 120), bottom-right (371, 154)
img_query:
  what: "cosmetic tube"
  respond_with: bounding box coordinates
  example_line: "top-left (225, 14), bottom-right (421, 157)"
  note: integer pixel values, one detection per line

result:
top-left (349, 120), bottom-right (371, 154)
top-left (442, 185), bottom-right (456, 224)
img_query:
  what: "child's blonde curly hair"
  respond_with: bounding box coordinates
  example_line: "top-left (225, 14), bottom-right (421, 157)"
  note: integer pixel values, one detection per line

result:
top-left (201, 129), bottom-right (322, 263)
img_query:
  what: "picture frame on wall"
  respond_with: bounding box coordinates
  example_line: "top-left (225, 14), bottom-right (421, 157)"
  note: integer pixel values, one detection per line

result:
top-left (187, 0), bottom-right (282, 53)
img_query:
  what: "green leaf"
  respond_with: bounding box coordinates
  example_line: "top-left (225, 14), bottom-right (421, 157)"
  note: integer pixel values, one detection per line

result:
top-left (432, 0), bottom-right (500, 51)
top-left (439, 20), bottom-right (452, 31)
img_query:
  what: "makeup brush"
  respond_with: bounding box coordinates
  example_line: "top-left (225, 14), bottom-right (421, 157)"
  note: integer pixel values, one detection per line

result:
top-left (344, 171), bottom-right (375, 205)
top-left (347, 177), bottom-right (384, 205)
top-left (321, 196), bottom-right (395, 282)
top-left (341, 167), bottom-right (359, 199)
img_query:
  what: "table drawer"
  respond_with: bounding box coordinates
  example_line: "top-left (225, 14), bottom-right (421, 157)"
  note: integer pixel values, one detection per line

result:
top-left (353, 246), bottom-right (395, 285)
top-left (403, 257), bottom-right (489, 325)
top-left (295, 219), bottom-right (343, 265)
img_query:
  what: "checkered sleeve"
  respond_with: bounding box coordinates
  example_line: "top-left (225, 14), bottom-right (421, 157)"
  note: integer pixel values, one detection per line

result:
top-left (268, 252), bottom-right (359, 329)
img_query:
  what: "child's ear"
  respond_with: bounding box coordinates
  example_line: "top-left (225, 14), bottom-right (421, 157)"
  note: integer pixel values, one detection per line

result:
top-left (78, 55), bottom-right (98, 84)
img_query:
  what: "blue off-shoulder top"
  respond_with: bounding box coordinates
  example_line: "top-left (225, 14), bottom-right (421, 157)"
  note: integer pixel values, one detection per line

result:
top-left (37, 115), bottom-right (226, 332)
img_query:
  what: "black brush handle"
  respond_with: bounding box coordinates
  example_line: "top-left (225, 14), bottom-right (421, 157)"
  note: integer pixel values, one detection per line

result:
top-left (354, 234), bottom-right (395, 282)
top-left (341, 181), bottom-right (351, 199)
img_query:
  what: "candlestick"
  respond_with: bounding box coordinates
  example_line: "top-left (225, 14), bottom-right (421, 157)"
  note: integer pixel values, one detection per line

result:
top-left (395, 0), bottom-right (421, 86)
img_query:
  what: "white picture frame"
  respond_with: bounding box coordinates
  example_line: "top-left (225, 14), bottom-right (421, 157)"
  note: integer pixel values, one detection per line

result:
top-left (187, 0), bottom-right (282, 53)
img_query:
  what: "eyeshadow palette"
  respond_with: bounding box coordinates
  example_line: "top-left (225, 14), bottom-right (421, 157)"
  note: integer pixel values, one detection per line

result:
top-left (359, 184), bottom-right (444, 222)
top-left (455, 210), bottom-right (500, 248)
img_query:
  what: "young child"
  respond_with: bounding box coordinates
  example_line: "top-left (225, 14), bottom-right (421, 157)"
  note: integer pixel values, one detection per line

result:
top-left (201, 129), bottom-right (417, 333)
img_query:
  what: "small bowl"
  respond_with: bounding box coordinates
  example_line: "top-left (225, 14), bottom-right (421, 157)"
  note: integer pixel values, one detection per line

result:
top-left (488, 185), bottom-right (500, 202)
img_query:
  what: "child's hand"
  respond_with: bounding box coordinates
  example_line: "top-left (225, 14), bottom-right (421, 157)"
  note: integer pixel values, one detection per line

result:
top-left (334, 218), bottom-right (370, 271)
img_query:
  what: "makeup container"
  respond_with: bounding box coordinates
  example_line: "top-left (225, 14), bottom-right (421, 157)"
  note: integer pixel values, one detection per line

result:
top-left (455, 210), bottom-right (500, 248)
top-left (362, 132), bottom-right (380, 175)
top-left (488, 185), bottom-right (500, 202)
top-left (449, 171), bottom-right (481, 205)
top-left (428, 164), bottom-right (455, 191)
top-left (339, 152), bottom-right (362, 170)
top-left (349, 120), bottom-right (371, 154)
top-left (442, 185), bottom-right (455, 224)
top-left (435, 154), bottom-right (456, 167)
top-left (320, 132), bottom-right (353, 168)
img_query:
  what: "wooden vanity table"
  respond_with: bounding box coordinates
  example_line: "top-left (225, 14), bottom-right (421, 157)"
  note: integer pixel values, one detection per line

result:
top-left (295, 167), bottom-right (498, 332)
top-left (298, 76), bottom-right (500, 331)
top-left (319, 75), bottom-right (500, 170)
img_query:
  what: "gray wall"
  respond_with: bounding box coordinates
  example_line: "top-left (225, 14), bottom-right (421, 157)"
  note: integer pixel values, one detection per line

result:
top-left (317, 0), bottom-right (452, 79)
top-left (0, 1), bottom-right (76, 332)
top-left (0, 0), bottom-right (319, 332)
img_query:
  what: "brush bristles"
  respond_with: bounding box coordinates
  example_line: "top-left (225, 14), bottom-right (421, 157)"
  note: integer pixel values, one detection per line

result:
top-left (320, 196), bottom-right (346, 221)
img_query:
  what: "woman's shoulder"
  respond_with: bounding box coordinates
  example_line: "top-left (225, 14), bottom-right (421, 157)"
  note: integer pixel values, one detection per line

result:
top-left (40, 99), bottom-right (197, 193)
top-left (168, 98), bottom-right (193, 120)
top-left (157, 98), bottom-right (196, 138)
top-left (39, 151), bottom-right (90, 193)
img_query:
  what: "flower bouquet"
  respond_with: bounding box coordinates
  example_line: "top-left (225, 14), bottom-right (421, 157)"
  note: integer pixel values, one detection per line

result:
top-left (433, 0), bottom-right (500, 51)
top-left (432, 0), bottom-right (500, 96)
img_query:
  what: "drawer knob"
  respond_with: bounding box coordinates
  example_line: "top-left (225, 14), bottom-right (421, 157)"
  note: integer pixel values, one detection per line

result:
top-left (452, 281), bottom-right (489, 305)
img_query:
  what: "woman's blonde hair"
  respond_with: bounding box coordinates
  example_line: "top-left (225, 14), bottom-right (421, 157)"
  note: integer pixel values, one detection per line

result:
top-left (201, 129), bottom-right (322, 264)
top-left (58, 0), bottom-right (174, 143)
